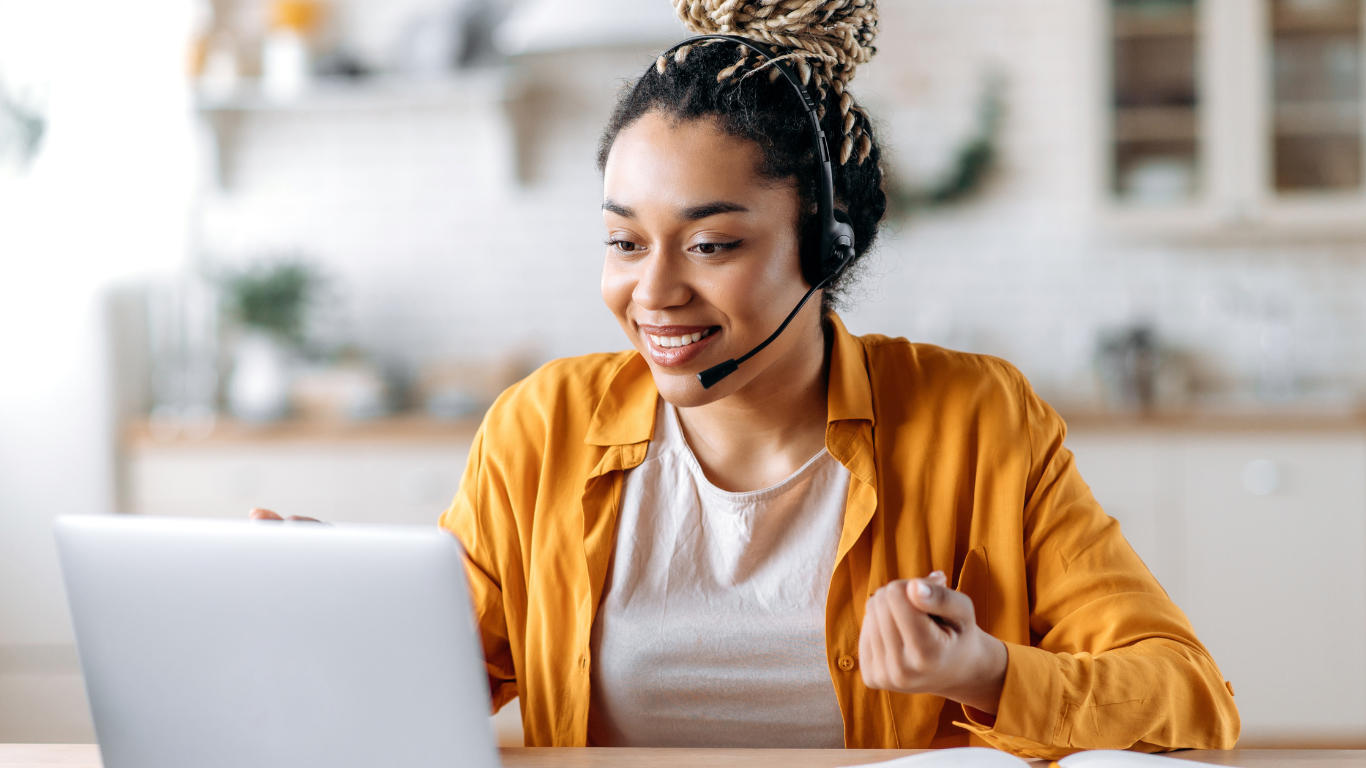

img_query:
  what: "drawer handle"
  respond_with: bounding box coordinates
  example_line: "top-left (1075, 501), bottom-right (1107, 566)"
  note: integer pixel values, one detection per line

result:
top-left (1240, 459), bottom-right (1280, 496)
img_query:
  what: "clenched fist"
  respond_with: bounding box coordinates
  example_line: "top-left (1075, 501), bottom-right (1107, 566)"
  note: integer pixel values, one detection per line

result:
top-left (858, 570), bottom-right (1009, 717)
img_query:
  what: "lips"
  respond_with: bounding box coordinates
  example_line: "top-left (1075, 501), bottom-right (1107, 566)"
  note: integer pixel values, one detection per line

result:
top-left (647, 327), bottom-right (715, 348)
top-left (639, 324), bottom-right (721, 368)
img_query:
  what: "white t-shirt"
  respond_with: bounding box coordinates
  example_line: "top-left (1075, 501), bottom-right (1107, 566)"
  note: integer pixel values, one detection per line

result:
top-left (587, 399), bottom-right (851, 748)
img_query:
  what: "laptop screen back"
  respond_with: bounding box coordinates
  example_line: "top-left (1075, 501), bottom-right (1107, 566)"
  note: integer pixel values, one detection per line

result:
top-left (55, 516), bottom-right (500, 768)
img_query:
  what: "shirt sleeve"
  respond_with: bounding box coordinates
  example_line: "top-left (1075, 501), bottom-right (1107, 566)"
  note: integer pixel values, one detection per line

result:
top-left (438, 426), bottom-right (520, 714)
top-left (956, 381), bottom-right (1240, 759)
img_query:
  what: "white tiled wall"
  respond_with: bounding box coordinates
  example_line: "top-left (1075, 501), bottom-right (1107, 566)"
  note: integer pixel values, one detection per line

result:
top-left (201, 0), bottom-right (1366, 405)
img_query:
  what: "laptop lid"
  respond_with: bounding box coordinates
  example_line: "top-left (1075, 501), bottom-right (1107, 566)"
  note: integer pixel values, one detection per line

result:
top-left (55, 515), bottom-right (501, 768)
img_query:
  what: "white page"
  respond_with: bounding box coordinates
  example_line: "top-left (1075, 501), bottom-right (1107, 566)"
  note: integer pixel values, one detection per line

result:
top-left (840, 747), bottom-right (1238, 768)
top-left (839, 747), bottom-right (1031, 768)
top-left (1060, 751), bottom-right (1240, 768)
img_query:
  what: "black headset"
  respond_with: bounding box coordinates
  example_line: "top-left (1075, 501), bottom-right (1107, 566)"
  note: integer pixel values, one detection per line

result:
top-left (652, 35), bottom-right (857, 389)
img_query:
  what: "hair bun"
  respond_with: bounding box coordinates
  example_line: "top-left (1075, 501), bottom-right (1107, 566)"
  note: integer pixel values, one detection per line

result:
top-left (672, 0), bottom-right (879, 86)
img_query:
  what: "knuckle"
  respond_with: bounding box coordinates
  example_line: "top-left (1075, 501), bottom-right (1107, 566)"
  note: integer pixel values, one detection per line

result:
top-left (907, 645), bottom-right (928, 669)
top-left (897, 652), bottom-right (919, 676)
top-left (888, 668), bottom-right (914, 690)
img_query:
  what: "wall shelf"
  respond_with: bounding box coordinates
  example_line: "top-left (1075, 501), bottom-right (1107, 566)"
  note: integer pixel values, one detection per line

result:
top-left (1274, 100), bottom-right (1362, 135)
top-left (1114, 105), bottom-right (1200, 141)
top-left (195, 72), bottom-right (507, 114)
top-left (194, 70), bottom-right (511, 188)
top-left (1272, 4), bottom-right (1362, 35)
top-left (1113, 8), bottom-right (1198, 39)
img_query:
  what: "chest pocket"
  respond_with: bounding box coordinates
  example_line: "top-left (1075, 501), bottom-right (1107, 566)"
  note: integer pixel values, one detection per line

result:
top-left (955, 546), bottom-right (992, 634)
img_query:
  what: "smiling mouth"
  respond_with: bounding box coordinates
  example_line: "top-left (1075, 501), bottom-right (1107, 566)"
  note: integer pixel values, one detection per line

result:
top-left (647, 328), bottom-right (716, 348)
top-left (639, 325), bottom-right (721, 368)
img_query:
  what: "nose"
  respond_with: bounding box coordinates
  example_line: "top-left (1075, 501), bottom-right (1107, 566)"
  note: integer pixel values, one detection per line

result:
top-left (632, 249), bottom-right (692, 311)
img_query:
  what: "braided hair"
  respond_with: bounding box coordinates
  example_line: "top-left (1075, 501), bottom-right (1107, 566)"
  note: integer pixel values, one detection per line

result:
top-left (596, 0), bottom-right (887, 311)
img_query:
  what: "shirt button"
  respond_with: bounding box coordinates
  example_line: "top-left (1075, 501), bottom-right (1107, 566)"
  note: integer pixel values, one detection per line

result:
top-left (837, 655), bottom-right (856, 672)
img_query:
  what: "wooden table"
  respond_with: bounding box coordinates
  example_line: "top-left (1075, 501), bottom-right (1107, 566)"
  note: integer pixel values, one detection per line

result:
top-left (1, 747), bottom-right (1363, 767)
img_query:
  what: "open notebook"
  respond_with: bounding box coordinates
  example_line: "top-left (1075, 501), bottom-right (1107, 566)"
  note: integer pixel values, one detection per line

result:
top-left (843, 748), bottom-right (1231, 768)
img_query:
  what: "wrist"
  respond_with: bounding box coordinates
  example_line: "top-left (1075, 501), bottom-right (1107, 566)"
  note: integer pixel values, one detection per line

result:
top-left (947, 632), bottom-right (1008, 715)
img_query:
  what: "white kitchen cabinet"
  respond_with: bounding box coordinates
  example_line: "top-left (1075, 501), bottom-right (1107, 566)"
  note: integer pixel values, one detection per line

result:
top-left (1098, 0), bottom-right (1366, 241)
top-left (1068, 426), bottom-right (1366, 747)
top-left (1180, 433), bottom-right (1366, 746)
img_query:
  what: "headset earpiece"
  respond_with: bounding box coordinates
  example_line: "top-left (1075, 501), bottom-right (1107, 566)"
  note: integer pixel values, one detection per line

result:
top-left (827, 210), bottom-right (856, 281)
top-left (803, 211), bottom-right (856, 287)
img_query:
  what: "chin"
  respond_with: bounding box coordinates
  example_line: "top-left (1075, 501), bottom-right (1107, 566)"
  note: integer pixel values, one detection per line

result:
top-left (649, 368), bottom-right (725, 409)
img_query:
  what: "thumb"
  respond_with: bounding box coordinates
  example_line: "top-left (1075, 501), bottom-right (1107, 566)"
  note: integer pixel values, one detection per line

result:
top-left (907, 573), bottom-right (975, 631)
top-left (249, 508), bottom-right (283, 520)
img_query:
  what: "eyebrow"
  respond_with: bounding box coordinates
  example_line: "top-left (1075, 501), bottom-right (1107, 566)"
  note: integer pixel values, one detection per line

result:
top-left (601, 199), bottom-right (750, 220)
top-left (682, 201), bottom-right (749, 220)
top-left (602, 199), bottom-right (633, 217)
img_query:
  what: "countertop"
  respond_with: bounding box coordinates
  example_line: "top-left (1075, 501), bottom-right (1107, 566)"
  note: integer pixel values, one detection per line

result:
top-left (123, 413), bottom-right (483, 449)
top-left (122, 406), bottom-right (1366, 450)
top-left (4, 746), bottom-right (1366, 768)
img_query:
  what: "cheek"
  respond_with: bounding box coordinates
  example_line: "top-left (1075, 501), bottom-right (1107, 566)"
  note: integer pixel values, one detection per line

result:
top-left (600, 258), bottom-right (635, 323)
top-left (698, 269), bottom-right (754, 319)
top-left (715, 247), bottom-right (795, 319)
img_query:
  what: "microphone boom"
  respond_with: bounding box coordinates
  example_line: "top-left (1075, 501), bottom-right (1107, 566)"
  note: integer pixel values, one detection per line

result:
top-left (695, 273), bottom-right (832, 389)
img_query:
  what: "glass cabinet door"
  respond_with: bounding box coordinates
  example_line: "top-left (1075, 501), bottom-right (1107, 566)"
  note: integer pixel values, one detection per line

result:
top-left (1271, 0), bottom-right (1363, 192)
top-left (1111, 0), bottom-right (1201, 204)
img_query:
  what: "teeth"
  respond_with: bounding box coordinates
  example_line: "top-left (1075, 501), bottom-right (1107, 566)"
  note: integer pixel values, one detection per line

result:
top-left (647, 329), bottom-right (712, 348)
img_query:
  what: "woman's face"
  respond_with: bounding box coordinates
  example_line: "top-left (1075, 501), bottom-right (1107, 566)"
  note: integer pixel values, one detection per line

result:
top-left (601, 112), bottom-right (821, 408)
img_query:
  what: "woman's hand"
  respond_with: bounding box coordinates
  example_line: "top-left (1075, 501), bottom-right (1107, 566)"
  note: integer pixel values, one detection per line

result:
top-left (248, 508), bottom-right (323, 523)
top-left (859, 571), bottom-right (1009, 718)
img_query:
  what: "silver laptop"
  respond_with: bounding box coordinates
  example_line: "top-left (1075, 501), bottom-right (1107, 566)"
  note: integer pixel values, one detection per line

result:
top-left (55, 515), bottom-right (501, 768)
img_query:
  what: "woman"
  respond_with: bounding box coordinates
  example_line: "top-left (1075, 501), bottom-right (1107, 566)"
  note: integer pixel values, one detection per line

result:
top-left (267, 0), bottom-right (1239, 756)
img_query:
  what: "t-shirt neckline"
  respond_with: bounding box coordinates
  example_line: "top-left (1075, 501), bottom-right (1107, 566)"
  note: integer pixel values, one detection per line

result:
top-left (661, 400), bottom-right (834, 504)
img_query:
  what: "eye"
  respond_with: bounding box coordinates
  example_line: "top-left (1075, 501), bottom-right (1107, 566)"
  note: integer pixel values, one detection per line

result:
top-left (607, 238), bottom-right (643, 254)
top-left (691, 240), bottom-right (741, 256)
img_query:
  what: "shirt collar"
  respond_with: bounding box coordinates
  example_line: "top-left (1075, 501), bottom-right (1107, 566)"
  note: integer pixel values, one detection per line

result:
top-left (585, 312), bottom-right (873, 447)
top-left (585, 352), bottom-right (658, 447)
top-left (825, 312), bottom-right (875, 425)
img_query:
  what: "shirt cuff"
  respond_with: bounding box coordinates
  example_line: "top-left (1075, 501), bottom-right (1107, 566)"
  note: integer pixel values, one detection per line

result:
top-left (954, 642), bottom-right (1072, 759)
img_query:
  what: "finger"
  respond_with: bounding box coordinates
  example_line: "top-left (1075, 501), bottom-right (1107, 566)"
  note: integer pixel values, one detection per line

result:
top-left (286, 515), bottom-right (323, 523)
top-left (249, 508), bottom-right (283, 521)
top-left (874, 591), bottom-right (909, 680)
top-left (907, 578), bottom-right (977, 633)
top-left (859, 597), bottom-right (884, 687)
top-left (885, 582), bottom-right (943, 662)
top-left (923, 573), bottom-right (956, 628)
top-left (878, 590), bottom-right (938, 692)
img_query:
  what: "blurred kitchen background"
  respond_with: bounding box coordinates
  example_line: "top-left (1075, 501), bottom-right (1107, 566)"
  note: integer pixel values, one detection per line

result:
top-left (4, 0), bottom-right (1366, 749)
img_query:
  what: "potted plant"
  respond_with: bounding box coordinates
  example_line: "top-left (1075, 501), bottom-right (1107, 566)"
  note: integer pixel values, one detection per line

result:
top-left (221, 260), bottom-right (316, 422)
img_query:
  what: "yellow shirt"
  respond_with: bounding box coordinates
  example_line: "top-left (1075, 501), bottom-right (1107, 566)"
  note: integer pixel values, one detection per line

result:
top-left (438, 314), bottom-right (1240, 758)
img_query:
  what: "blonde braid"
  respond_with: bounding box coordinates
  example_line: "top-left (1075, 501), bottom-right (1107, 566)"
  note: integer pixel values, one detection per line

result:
top-left (670, 0), bottom-right (879, 164)
top-left (656, 37), bottom-right (725, 75)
